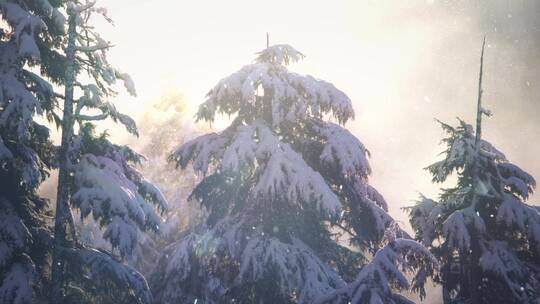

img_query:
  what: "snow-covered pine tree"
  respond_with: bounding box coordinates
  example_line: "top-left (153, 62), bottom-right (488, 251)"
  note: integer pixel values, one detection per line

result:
top-left (151, 43), bottom-right (435, 304)
top-left (405, 40), bottom-right (540, 303)
top-left (47, 1), bottom-right (168, 303)
top-left (0, 1), bottom-right (64, 303)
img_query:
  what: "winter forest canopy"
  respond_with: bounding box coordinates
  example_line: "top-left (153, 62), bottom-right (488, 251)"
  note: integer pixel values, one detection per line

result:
top-left (1, 0), bottom-right (540, 304)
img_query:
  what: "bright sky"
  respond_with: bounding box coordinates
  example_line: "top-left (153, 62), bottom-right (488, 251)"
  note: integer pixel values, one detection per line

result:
top-left (98, 0), bottom-right (540, 227)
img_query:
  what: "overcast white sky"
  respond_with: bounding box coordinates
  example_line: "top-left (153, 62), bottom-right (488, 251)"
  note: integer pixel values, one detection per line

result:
top-left (97, 0), bottom-right (540, 225)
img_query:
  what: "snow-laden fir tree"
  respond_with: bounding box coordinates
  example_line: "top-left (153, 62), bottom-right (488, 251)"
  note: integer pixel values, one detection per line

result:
top-left (151, 43), bottom-right (436, 304)
top-left (0, 1), bottom-right (65, 303)
top-left (41, 1), bottom-right (168, 303)
top-left (405, 40), bottom-right (540, 303)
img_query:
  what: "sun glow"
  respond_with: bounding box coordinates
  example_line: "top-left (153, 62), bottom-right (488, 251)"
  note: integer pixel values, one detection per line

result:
top-left (98, 0), bottom-right (540, 226)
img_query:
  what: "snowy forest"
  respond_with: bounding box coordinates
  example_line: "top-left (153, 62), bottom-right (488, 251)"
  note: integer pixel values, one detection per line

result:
top-left (1, 0), bottom-right (540, 303)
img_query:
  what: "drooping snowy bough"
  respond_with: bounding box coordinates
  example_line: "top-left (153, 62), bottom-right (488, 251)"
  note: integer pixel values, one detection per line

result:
top-left (0, 1), bottom-right (61, 303)
top-left (314, 238), bottom-right (437, 304)
top-left (152, 44), bottom-right (435, 304)
top-left (406, 119), bottom-right (540, 303)
top-left (70, 126), bottom-right (167, 257)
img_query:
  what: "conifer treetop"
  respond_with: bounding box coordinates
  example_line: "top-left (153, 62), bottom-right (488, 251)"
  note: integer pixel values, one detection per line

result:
top-left (255, 44), bottom-right (305, 66)
top-left (196, 44), bottom-right (354, 126)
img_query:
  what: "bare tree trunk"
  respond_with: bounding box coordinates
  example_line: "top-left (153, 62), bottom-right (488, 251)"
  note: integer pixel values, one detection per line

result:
top-left (469, 36), bottom-right (486, 304)
top-left (50, 12), bottom-right (77, 304)
top-left (474, 36), bottom-right (486, 152)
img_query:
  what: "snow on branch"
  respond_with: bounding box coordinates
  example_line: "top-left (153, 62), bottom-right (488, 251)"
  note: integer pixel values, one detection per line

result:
top-left (31, 0), bottom-right (66, 33)
top-left (479, 241), bottom-right (531, 302)
top-left (237, 237), bottom-right (345, 303)
top-left (0, 29), bottom-right (45, 159)
top-left (76, 101), bottom-right (138, 136)
top-left (360, 197), bottom-right (394, 239)
top-left (0, 3), bottom-right (47, 59)
top-left (22, 71), bottom-right (55, 100)
top-left (427, 119), bottom-right (505, 183)
top-left (0, 138), bottom-right (13, 163)
top-left (197, 48), bottom-right (354, 125)
top-left (66, 1), bottom-right (96, 14)
top-left (496, 193), bottom-right (540, 252)
top-left (314, 121), bottom-right (371, 179)
top-left (284, 72), bottom-right (354, 124)
top-left (0, 200), bottom-right (31, 268)
top-left (347, 182), bottom-right (397, 240)
top-left (0, 71), bottom-right (42, 140)
top-left (76, 84), bottom-right (103, 109)
top-left (154, 218), bottom-right (345, 304)
top-left (0, 258), bottom-right (35, 304)
top-left (442, 207), bottom-right (486, 251)
top-left (74, 32), bottom-right (112, 53)
top-left (253, 126), bottom-right (342, 215)
top-left (115, 71), bottom-right (137, 96)
top-left (403, 195), bottom-right (444, 247)
top-left (154, 219), bottom-right (248, 303)
top-left (255, 44), bottom-right (305, 66)
top-left (365, 184), bottom-right (388, 211)
top-left (498, 163), bottom-right (536, 199)
top-left (315, 239), bottom-right (438, 304)
top-left (0, 199), bottom-right (36, 304)
top-left (169, 131), bottom-right (228, 174)
top-left (71, 152), bottom-right (163, 256)
top-left (73, 41), bottom-right (136, 98)
top-left (65, 247), bottom-right (152, 304)
top-left (75, 41), bottom-right (112, 52)
top-left (101, 102), bottom-right (139, 136)
top-left (171, 120), bottom-right (342, 216)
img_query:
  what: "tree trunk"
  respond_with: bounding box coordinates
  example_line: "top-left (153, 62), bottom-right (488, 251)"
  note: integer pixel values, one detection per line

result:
top-left (469, 36), bottom-right (486, 304)
top-left (50, 12), bottom-right (77, 304)
top-left (473, 37), bottom-right (485, 151)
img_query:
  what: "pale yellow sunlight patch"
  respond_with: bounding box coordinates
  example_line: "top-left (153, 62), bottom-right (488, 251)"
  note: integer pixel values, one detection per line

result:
top-left (97, 0), bottom-right (540, 232)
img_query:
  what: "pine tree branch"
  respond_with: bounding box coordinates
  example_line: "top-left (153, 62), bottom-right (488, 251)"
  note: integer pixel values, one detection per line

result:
top-left (77, 113), bottom-right (108, 121)
top-left (332, 222), bottom-right (357, 238)
top-left (75, 42), bottom-right (113, 52)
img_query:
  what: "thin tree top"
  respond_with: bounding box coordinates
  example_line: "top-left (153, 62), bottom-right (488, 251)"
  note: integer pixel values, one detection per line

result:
top-left (255, 44), bottom-right (305, 66)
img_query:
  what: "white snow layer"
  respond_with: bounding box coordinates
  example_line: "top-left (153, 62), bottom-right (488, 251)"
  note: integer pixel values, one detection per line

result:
top-left (72, 154), bottom-right (162, 256)
top-left (197, 45), bottom-right (354, 126)
top-left (0, 3), bottom-right (46, 59)
top-left (158, 218), bottom-right (345, 304)
top-left (238, 237), bottom-right (345, 303)
top-left (315, 122), bottom-right (371, 179)
top-left (172, 120), bottom-right (342, 215)
top-left (315, 239), bottom-right (437, 304)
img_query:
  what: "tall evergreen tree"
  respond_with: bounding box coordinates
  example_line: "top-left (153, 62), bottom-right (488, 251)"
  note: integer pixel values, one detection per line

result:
top-left (1, 1), bottom-right (157, 302)
top-left (9, 1), bottom-right (171, 303)
top-left (0, 1), bottom-right (65, 303)
top-left (151, 43), bottom-right (435, 304)
top-left (405, 40), bottom-right (540, 303)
